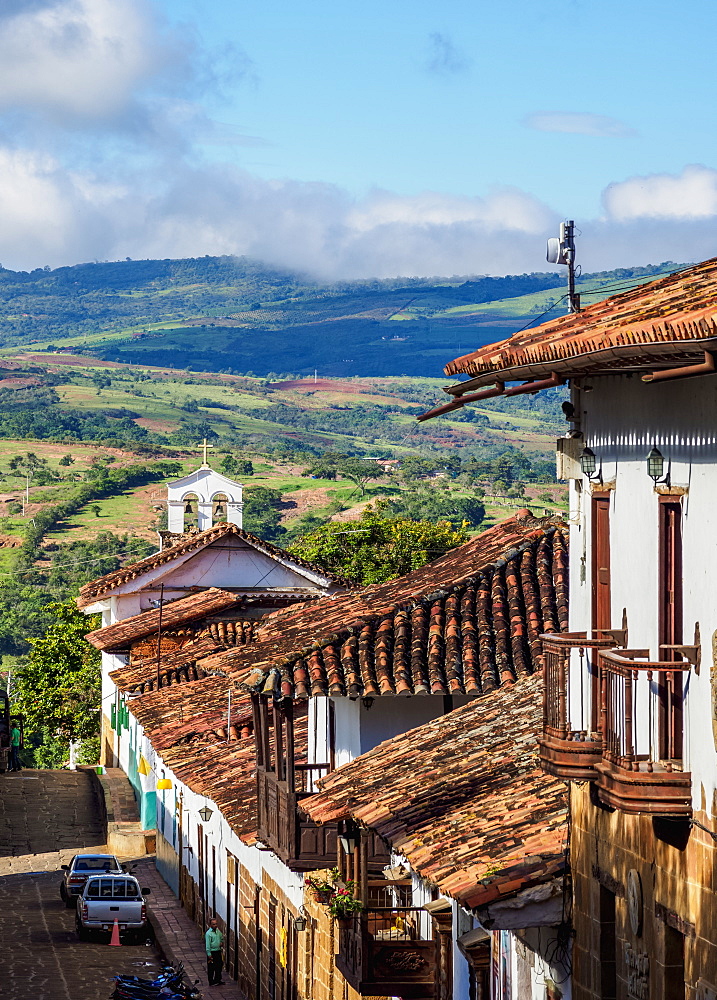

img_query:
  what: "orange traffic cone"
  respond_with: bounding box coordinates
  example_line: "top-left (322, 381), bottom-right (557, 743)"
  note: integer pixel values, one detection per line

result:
top-left (109, 919), bottom-right (121, 946)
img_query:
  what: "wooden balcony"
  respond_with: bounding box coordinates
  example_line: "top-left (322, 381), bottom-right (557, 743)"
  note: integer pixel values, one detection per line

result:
top-left (257, 764), bottom-right (340, 871)
top-left (335, 904), bottom-right (437, 999)
top-left (539, 632), bottom-right (617, 781)
top-left (595, 648), bottom-right (693, 816)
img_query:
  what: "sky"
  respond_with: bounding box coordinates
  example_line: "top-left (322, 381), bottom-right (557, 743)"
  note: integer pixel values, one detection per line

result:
top-left (1, 0), bottom-right (717, 278)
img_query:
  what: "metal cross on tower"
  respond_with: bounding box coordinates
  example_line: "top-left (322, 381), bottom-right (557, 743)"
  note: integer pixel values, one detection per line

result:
top-left (196, 437), bottom-right (214, 467)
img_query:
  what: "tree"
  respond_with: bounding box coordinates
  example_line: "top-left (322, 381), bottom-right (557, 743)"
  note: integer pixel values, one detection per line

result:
top-left (382, 489), bottom-right (485, 530)
top-left (14, 602), bottom-right (101, 766)
top-left (0, 582), bottom-right (53, 655)
top-left (59, 454), bottom-right (75, 466)
top-left (221, 454), bottom-right (254, 478)
top-left (302, 453), bottom-right (384, 497)
top-left (288, 505), bottom-right (467, 585)
top-left (243, 486), bottom-right (285, 542)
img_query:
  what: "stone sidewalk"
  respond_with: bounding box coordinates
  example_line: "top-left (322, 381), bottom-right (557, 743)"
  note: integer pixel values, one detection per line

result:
top-left (132, 856), bottom-right (246, 999)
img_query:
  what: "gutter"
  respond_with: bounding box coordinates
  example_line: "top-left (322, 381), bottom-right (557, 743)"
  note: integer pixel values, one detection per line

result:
top-left (417, 372), bottom-right (564, 423)
top-left (417, 382), bottom-right (504, 422)
top-left (441, 337), bottom-right (717, 397)
top-left (642, 349), bottom-right (715, 383)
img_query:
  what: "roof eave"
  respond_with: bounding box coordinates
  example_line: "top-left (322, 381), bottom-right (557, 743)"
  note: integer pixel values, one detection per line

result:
top-left (444, 336), bottom-right (717, 394)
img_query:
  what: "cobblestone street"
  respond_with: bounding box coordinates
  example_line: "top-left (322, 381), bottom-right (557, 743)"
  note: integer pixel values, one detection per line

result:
top-left (0, 770), bottom-right (107, 873)
top-left (0, 870), bottom-right (166, 1000)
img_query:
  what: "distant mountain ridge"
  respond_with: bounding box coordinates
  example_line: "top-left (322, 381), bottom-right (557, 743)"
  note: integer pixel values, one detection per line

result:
top-left (0, 256), bottom-right (684, 378)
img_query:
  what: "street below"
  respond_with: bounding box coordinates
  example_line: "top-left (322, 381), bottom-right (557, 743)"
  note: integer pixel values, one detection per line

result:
top-left (0, 870), bottom-right (166, 1000)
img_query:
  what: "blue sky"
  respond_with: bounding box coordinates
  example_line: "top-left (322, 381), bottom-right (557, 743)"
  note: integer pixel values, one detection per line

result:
top-left (1, 0), bottom-right (716, 277)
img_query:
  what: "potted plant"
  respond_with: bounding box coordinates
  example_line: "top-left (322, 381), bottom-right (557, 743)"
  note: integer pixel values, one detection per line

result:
top-left (304, 870), bottom-right (339, 904)
top-left (328, 886), bottom-right (363, 927)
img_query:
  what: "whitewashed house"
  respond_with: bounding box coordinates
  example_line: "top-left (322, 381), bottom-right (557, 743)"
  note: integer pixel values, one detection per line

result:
top-left (437, 257), bottom-right (717, 999)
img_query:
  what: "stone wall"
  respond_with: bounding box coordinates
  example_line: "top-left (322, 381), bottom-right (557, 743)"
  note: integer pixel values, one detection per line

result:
top-left (571, 783), bottom-right (717, 999)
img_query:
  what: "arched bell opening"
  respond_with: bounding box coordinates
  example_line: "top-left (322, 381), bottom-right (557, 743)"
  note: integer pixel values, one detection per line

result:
top-left (212, 493), bottom-right (229, 525)
top-left (182, 493), bottom-right (199, 531)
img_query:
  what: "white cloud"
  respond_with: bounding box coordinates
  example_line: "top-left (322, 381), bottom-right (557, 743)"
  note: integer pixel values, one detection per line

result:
top-left (603, 164), bottom-right (717, 220)
top-left (524, 111), bottom-right (636, 138)
top-left (0, 148), bottom-right (559, 277)
top-left (0, 0), bottom-right (158, 121)
top-left (3, 144), bottom-right (717, 280)
top-left (347, 188), bottom-right (552, 234)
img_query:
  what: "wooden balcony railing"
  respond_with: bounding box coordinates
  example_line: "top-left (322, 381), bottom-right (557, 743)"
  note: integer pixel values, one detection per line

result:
top-left (539, 632), bottom-right (617, 780)
top-left (335, 901), bottom-right (437, 999)
top-left (257, 765), bottom-right (391, 871)
top-left (257, 763), bottom-right (341, 870)
top-left (595, 649), bottom-right (692, 816)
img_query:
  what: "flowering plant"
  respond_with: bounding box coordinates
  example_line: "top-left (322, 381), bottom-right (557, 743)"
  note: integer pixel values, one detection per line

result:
top-left (304, 868), bottom-right (340, 894)
top-left (328, 886), bottom-right (363, 919)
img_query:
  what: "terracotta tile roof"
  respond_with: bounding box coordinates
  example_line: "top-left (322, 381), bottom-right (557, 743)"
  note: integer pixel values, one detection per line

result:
top-left (77, 522), bottom-right (348, 607)
top-left (86, 588), bottom-right (241, 651)
top-left (110, 635), bottom-right (232, 694)
top-left (233, 511), bottom-right (568, 699)
top-left (127, 678), bottom-right (308, 844)
top-left (444, 258), bottom-right (717, 386)
top-left (303, 672), bottom-right (567, 909)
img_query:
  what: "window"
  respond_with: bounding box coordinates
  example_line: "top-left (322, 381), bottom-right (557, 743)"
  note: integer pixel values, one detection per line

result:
top-left (591, 494), bottom-right (611, 728)
top-left (599, 885), bottom-right (617, 1000)
top-left (658, 498), bottom-right (683, 760)
top-left (74, 857), bottom-right (118, 872)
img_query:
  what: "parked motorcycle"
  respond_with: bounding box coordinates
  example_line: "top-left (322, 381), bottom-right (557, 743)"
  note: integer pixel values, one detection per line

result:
top-left (110, 962), bottom-right (201, 1000)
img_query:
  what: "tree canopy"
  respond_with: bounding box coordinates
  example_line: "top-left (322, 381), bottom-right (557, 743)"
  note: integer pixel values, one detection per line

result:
top-left (381, 488), bottom-right (485, 530)
top-left (288, 505), bottom-right (467, 585)
top-left (14, 602), bottom-right (101, 764)
top-left (302, 452), bottom-right (385, 497)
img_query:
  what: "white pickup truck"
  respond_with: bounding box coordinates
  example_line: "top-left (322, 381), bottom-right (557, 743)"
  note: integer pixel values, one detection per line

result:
top-left (75, 873), bottom-right (151, 942)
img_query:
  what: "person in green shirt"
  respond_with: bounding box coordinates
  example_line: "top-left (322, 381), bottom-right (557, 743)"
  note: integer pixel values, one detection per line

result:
top-left (9, 720), bottom-right (21, 772)
top-left (205, 917), bottom-right (224, 987)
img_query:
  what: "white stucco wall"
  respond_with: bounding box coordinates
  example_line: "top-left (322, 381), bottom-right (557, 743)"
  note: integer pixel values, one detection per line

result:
top-left (150, 741), bottom-right (305, 924)
top-left (569, 373), bottom-right (717, 810)
top-left (328, 694), bottom-right (475, 768)
top-left (167, 467), bottom-right (244, 532)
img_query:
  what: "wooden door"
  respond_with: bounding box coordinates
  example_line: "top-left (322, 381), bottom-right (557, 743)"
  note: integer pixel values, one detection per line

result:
top-left (197, 824), bottom-right (205, 930)
top-left (591, 494), bottom-right (612, 728)
top-left (659, 498), bottom-right (683, 760)
top-left (225, 853), bottom-right (234, 978)
top-left (268, 894), bottom-right (277, 1000)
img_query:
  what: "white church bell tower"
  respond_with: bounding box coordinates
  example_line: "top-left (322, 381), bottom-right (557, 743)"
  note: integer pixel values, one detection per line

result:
top-left (166, 440), bottom-right (244, 534)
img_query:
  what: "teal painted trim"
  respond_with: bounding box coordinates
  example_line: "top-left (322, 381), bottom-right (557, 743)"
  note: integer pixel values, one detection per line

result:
top-left (141, 790), bottom-right (156, 831)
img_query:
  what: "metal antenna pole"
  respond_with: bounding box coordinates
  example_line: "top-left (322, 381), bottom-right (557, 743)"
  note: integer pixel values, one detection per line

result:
top-left (564, 220), bottom-right (580, 313)
top-left (547, 220), bottom-right (581, 313)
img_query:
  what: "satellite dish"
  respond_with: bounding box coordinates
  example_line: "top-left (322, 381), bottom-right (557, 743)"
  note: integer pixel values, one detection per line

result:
top-left (547, 237), bottom-right (568, 265)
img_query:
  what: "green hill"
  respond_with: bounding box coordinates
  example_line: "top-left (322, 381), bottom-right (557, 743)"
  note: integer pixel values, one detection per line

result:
top-left (0, 256), bottom-right (684, 378)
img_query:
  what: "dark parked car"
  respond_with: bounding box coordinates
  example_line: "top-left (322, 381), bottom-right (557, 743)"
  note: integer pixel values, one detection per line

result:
top-left (60, 854), bottom-right (124, 907)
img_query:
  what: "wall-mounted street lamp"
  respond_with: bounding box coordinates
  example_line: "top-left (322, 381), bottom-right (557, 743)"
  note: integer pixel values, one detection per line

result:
top-left (579, 447), bottom-right (602, 482)
top-left (339, 822), bottom-right (359, 854)
top-left (198, 805), bottom-right (214, 823)
top-left (294, 911), bottom-right (307, 932)
top-left (647, 446), bottom-right (670, 486)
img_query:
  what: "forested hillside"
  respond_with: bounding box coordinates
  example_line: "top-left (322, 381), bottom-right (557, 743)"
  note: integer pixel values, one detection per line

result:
top-left (0, 256), bottom-right (683, 377)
